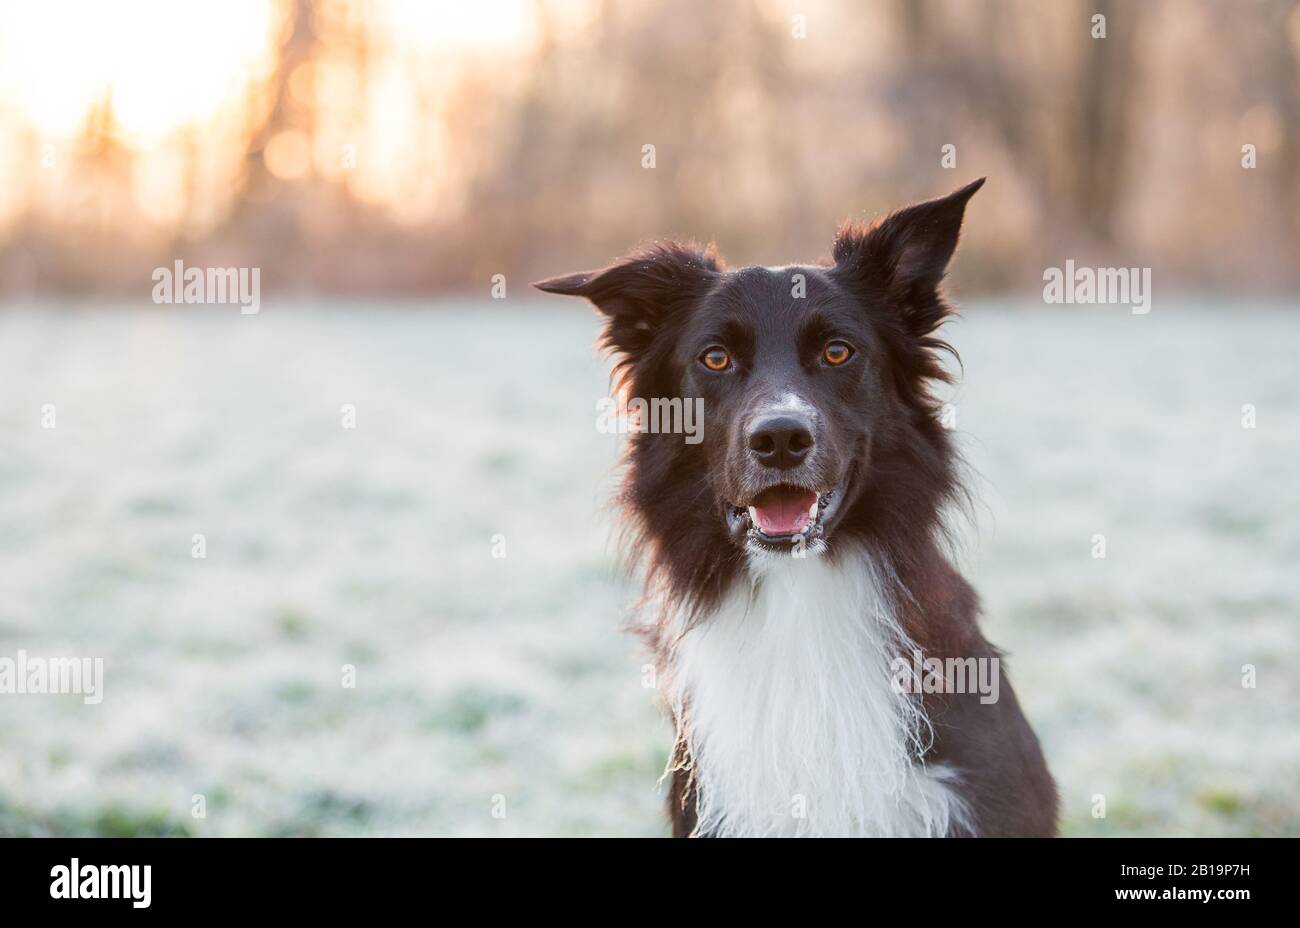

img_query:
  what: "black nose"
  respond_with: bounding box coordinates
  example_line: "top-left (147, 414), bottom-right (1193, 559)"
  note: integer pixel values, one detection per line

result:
top-left (748, 414), bottom-right (815, 470)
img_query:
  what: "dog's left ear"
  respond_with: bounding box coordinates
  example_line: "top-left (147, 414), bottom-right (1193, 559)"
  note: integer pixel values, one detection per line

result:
top-left (833, 177), bottom-right (984, 337)
top-left (533, 243), bottom-right (720, 359)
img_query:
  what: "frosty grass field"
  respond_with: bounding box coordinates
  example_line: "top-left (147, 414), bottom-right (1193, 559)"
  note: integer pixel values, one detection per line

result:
top-left (0, 299), bottom-right (1296, 837)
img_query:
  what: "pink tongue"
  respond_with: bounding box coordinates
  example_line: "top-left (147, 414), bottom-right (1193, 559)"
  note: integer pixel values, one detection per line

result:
top-left (752, 487), bottom-right (818, 535)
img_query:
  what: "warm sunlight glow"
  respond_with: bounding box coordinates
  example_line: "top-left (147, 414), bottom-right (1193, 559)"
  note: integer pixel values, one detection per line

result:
top-left (377, 0), bottom-right (540, 52)
top-left (0, 0), bottom-right (540, 144)
top-left (0, 0), bottom-right (550, 228)
top-left (0, 0), bottom-right (279, 143)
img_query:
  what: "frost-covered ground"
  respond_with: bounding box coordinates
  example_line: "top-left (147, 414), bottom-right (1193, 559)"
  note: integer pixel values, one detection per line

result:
top-left (0, 299), bottom-right (1296, 837)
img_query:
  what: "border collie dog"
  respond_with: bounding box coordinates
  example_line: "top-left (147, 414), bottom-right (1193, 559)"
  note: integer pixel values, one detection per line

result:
top-left (536, 179), bottom-right (1057, 837)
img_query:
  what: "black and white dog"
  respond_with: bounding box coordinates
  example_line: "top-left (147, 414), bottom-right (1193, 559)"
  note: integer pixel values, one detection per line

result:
top-left (536, 179), bottom-right (1057, 837)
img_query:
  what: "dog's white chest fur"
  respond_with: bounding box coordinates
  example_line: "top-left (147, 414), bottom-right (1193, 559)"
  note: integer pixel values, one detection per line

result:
top-left (666, 549), bottom-right (968, 837)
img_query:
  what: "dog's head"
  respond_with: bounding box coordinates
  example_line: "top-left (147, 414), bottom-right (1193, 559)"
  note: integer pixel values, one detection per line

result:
top-left (536, 179), bottom-right (981, 575)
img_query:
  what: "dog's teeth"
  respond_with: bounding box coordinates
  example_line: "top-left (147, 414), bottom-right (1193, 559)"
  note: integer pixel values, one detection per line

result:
top-left (809, 495), bottom-right (820, 520)
top-left (747, 506), bottom-right (759, 525)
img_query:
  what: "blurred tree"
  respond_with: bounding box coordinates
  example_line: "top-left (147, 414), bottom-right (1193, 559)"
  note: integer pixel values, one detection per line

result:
top-left (0, 0), bottom-right (1296, 296)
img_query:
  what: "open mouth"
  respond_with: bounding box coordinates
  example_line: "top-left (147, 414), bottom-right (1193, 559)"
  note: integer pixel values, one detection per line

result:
top-left (748, 485), bottom-right (820, 536)
top-left (726, 473), bottom-right (851, 549)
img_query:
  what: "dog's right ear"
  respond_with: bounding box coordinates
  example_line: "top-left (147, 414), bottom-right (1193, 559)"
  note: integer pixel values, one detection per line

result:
top-left (533, 243), bottom-right (721, 359)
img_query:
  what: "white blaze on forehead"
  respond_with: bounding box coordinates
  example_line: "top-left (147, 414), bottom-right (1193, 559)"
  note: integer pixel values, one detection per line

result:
top-left (761, 392), bottom-right (818, 418)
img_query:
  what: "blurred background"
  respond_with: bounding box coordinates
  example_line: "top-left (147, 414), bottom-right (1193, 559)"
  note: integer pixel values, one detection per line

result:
top-left (3, 0), bottom-right (1300, 294)
top-left (0, 0), bottom-right (1297, 836)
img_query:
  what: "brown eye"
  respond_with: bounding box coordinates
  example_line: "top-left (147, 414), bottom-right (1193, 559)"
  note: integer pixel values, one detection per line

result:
top-left (700, 347), bottom-right (731, 372)
top-left (822, 340), bottom-right (854, 366)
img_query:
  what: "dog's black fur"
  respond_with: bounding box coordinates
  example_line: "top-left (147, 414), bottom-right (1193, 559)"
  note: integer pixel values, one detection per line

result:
top-left (536, 179), bottom-right (1058, 837)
